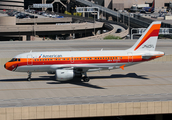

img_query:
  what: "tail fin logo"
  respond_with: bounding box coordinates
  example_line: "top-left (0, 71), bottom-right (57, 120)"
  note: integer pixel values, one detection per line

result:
top-left (39, 54), bottom-right (42, 58)
top-left (134, 23), bottom-right (161, 51)
top-left (142, 44), bottom-right (154, 49)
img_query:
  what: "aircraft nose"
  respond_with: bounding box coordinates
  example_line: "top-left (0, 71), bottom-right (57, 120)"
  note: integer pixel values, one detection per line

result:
top-left (4, 63), bottom-right (6, 69)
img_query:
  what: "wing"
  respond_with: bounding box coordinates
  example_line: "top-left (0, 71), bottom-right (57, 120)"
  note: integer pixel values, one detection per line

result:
top-left (50, 64), bottom-right (122, 72)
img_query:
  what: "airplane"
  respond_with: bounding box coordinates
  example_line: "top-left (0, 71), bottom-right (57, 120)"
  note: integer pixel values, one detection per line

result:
top-left (4, 21), bottom-right (164, 82)
top-left (140, 0), bottom-right (155, 13)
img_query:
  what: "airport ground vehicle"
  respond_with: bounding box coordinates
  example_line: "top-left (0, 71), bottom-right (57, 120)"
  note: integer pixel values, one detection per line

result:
top-left (4, 21), bottom-right (164, 82)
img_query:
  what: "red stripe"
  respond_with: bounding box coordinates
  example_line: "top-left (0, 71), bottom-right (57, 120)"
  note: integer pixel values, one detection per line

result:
top-left (16, 58), bottom-right (143, 68)
top-left (134, 29), bottom-right (160, 51)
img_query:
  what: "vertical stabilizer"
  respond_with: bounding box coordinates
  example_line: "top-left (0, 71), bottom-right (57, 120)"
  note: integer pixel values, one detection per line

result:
top-left (148, 0), bottom-right (155, 12)
top-left (128, 21), bottom-right (161, 51)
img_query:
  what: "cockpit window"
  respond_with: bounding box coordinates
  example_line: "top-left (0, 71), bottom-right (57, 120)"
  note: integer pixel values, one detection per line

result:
top-left (9, 58), bottom-right (15, 62)
top-left (9, 58), bottom-right (20, 62)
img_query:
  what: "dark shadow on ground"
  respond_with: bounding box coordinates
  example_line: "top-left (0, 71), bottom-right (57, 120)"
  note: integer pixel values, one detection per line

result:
top-left (0, 73), bottom-right (148, 82)
top-left (0, 73), bottom-right (148, 89)
top-left (0, 76), bottom-right (105, 89)
top-left (90, 73), bottom-right (149, 80)
top-left (46, 77), bottom-right (105, 89)
top-left (0, 76), bottom-right (55, 82)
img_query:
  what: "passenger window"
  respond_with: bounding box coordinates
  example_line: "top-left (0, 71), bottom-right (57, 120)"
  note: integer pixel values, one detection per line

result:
top-left (67, 58), bottom-right (69, 60)
top-left (100, 58), bottom-right (102, 59)
top-left (93, 58), bottom-right (94, 60)
top-left (105, 57), bottom-right (107, 59)
top-left (51, 59), bottom-right (52, 61)
top-left (58, 59), bottom-right (60, 60)
top-left (63, 58), bottom-right (65, 60)
top-left (95, 58), bottom-right (97, 60)
top-left (43, 59), bottom-right (44, 61)
top-left (90, 58), bottom-right (92, 60)
top-left (40, 59), bottom-right (41, 61)
top-left (37, 59), bottom-right (39, 61)
top-left (87, 58), bottom-right (89, 60)
top-left (110, 57), bottom-right (112, 59)
top-left (98, 58), bottom-right (99, 60)
top-left (18, 59), bottom-right (21, 61)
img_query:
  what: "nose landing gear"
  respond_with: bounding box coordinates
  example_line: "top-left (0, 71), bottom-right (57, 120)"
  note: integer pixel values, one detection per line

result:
top-left (27, 72), bottom-right (32, 81)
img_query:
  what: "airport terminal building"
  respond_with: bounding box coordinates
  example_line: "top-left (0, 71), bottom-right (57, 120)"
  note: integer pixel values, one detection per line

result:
top-left (92, 0), bottom-right (171, 12)
top-left (0, 0), bottom-right (171, 12)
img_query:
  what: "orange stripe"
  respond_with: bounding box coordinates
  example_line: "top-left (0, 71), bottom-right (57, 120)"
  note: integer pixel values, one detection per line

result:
top-left (134, 24), bottom-right (161, 51)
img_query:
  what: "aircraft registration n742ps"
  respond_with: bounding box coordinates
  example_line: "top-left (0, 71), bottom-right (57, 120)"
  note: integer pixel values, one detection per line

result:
top-left (4, 21), bottom-right (165, 82)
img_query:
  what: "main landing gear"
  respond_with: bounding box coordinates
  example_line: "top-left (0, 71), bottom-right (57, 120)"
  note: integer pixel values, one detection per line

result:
top-left (82, 72), bottom-right (90, 82)
top-left (83, 77), bottom-right (90, 82)
top-left (27, 72), bottom-right (32, 81)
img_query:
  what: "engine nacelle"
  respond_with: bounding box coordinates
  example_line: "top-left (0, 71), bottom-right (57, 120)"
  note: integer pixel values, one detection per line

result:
top-left (55, 69), bottom-right (77, 81)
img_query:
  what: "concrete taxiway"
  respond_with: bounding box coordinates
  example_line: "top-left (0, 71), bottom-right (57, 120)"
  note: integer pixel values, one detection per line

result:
top-left (0, 40), bottom-right (172, 119)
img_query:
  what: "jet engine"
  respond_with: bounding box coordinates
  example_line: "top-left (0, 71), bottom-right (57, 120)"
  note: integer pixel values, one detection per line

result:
top-left (55, 69), bottom-right (81, 81)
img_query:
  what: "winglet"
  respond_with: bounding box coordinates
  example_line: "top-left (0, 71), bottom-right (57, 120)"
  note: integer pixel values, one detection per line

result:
top-left (120, 64), bottom-right (125, 70)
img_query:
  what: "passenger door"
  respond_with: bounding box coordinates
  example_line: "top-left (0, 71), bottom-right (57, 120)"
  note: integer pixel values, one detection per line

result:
top-left (27, 54), bottom-right (33, 65)
top-left (70, 57), bottom-right (74, 63)
top-left (127, 52), bottom-right (133, 63)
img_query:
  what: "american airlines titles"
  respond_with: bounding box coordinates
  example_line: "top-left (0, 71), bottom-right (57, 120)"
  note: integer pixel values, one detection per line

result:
top-left (39, 54), bottom-right (62, 58)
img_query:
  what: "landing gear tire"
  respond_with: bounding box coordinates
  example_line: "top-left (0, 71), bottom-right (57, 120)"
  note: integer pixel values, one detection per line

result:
top-left (83, 77), bottom-right (90, 82)
top-left (27, 72), bottom-right (32, 82)
top-left (27, 78), bottom-right (31, 81)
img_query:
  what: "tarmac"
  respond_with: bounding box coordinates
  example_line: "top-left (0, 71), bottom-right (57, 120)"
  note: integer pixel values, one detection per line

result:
top-left (0, 39), bottom-right (171, 119)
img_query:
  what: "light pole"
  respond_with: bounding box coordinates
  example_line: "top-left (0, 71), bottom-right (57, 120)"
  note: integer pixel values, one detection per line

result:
top-left (117, 12), bottom-right (119, 22)
top-left (105, 9), bottom-right (106, 20)
top-left (94, 13), bottom-right (95, 36)
top-left (72, 27), bottom-right (75, 39)
top-left (123, 12), bottom-right (124, 24)
top-left (85, 22), bottom-right (87, 37)
top-left (128, 13), bottom-right (130, 39)
top-left (34, 10), bottom-right (36, 40)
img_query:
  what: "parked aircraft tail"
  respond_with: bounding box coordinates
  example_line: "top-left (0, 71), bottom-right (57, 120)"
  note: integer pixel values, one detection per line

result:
top-left (129, 21), bottom-right (161, 51)
top-left (148, 0), bottom-right (155, 12)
